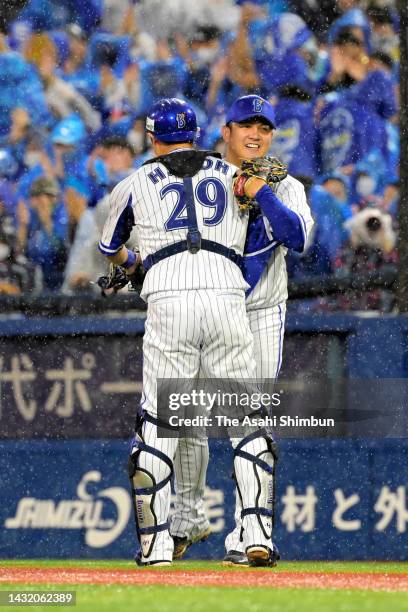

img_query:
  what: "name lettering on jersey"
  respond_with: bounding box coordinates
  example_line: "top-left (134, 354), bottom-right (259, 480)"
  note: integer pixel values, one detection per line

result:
top-left (147, 166), bottom-right (167, 184)
top-left (148, 159), bottom-right (229, 185)
top-left (214, 160), bottom-right (229, 175)
top-left (201, 159), bottom-right (229, 174)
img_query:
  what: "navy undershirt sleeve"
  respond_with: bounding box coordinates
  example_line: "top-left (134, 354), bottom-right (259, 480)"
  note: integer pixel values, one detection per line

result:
top-left (254, 184), bottom-right (305, 252)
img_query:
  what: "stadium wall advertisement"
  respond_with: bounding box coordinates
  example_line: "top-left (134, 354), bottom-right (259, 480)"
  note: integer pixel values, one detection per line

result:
top-left (0, 439), bottom-right (407, 561)
top-left (0, 314), bottom-right (407, 560)
top-left (1, 313), bottom-right (408, 439)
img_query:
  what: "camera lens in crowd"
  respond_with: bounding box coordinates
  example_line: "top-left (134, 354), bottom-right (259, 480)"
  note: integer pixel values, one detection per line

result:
top-left (366, 216), bottom-right (382, 232)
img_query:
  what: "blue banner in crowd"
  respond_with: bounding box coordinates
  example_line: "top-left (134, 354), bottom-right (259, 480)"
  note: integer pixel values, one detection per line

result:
top-left (0, 439), bottom-right (407, 560)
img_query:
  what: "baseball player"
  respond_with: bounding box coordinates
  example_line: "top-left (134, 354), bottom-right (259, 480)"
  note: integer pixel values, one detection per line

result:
top-left (99, 98), bottom-right (281, 567)
top-left (171, 95), bottom-right (314, 565)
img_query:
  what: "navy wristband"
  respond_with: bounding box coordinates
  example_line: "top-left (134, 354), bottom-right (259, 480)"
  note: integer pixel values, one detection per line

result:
top-left (122, 249), bottom-right (137, 269)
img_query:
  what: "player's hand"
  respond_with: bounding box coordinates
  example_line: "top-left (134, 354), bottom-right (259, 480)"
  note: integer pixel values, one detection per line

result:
top-left (97, 260), bottom-right (145, 297)
top-left (243, 176), bottom-right (268, 199)
top-left (97, 264), bottom-right (129, 297)
top-left (233, 173), bottom-right (266, 211)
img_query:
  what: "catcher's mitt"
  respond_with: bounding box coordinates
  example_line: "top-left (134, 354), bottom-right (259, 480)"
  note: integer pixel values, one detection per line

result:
top-left (233, 156), bottom-right (288, 211)
top-left (97, 261), bottom-right (144, 297)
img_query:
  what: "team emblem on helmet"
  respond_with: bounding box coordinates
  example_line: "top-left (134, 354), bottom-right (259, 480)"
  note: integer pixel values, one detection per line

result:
top-left (253, 98), bottom-right (264, 113)
top-left (176, 113), bottom-right (186, 129)
top-left (146, 98), bottom-right (197, 143)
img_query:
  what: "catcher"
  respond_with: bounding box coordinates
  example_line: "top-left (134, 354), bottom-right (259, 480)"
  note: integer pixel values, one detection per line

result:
top-left (171, 95), bottom-right (314, 566)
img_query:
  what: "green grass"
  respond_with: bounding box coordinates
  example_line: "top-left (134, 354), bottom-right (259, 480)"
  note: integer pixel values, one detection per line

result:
top-left (1, 584), bottom-right (407, 612)
top-left (2, 559), bottom-right (408, 573)
top-left (1, 561), bottom-right (407, 612)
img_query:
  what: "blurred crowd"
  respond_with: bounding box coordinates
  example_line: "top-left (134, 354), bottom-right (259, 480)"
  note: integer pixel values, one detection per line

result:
top-left (0, 0), bottom-right (400, 311)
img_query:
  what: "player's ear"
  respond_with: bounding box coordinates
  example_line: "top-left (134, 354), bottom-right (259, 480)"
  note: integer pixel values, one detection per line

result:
top-left (221, 125), bottom-right (230, 144)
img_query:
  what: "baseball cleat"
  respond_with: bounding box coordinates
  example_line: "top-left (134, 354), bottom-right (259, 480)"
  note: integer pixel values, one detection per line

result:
top-left (172, 527), bottom-right (212, 560)
top-left (246, 544), bottom-right (280, 568)
top-left (222, 550), bottom-right (249, 566)
top-left (134, 550), bottom-right (172, 567)
top-left (149, 561), bottom-right (172, 566)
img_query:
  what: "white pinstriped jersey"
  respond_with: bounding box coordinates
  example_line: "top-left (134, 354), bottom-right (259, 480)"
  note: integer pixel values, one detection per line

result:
top-left (99, 153), bottom-right (249, 300)
top-left (244, 175), bottom-right (314, 311)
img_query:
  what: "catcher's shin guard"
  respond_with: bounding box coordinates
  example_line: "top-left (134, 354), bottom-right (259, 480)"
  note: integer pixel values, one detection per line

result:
top-left (128, 433), bottom-right (173, 559)
top-left (234, 430), bottom-right (278, 544)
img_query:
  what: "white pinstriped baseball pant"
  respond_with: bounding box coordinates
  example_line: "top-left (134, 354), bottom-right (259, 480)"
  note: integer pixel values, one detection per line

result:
top-left (135, 289), bottom-right (274, 562)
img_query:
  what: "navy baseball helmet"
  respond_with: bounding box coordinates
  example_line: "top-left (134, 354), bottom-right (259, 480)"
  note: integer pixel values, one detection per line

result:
top-left (225, 95), bottom-right (276, 128)
top-left (146, 98), bottom-right (198, 143)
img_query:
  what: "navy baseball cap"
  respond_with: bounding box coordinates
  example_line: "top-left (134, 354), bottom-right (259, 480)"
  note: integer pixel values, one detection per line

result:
top-left (225, 95), bottom-right (276, 128)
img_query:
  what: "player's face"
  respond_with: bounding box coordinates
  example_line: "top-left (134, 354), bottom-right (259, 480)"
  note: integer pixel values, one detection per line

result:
top-left (223, 120), bottom-right (273, 167)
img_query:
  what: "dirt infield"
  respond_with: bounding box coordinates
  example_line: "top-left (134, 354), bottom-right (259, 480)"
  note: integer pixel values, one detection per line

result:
top-left (1, 567), bottom-right (407, 592)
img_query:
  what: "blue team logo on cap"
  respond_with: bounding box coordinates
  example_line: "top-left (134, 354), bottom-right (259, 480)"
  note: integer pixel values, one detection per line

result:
top-left (225, 95), bottom-right (276, 128)
top-left (253, 98), bottom-right (264, 113)
top-left (176, 113), bottom-right (186, 129)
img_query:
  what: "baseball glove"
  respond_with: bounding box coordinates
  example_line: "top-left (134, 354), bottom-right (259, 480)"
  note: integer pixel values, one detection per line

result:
top-left (97, 262), bottom-right (144, 297)
top-left (233, 156), bottom-right (288, 211)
